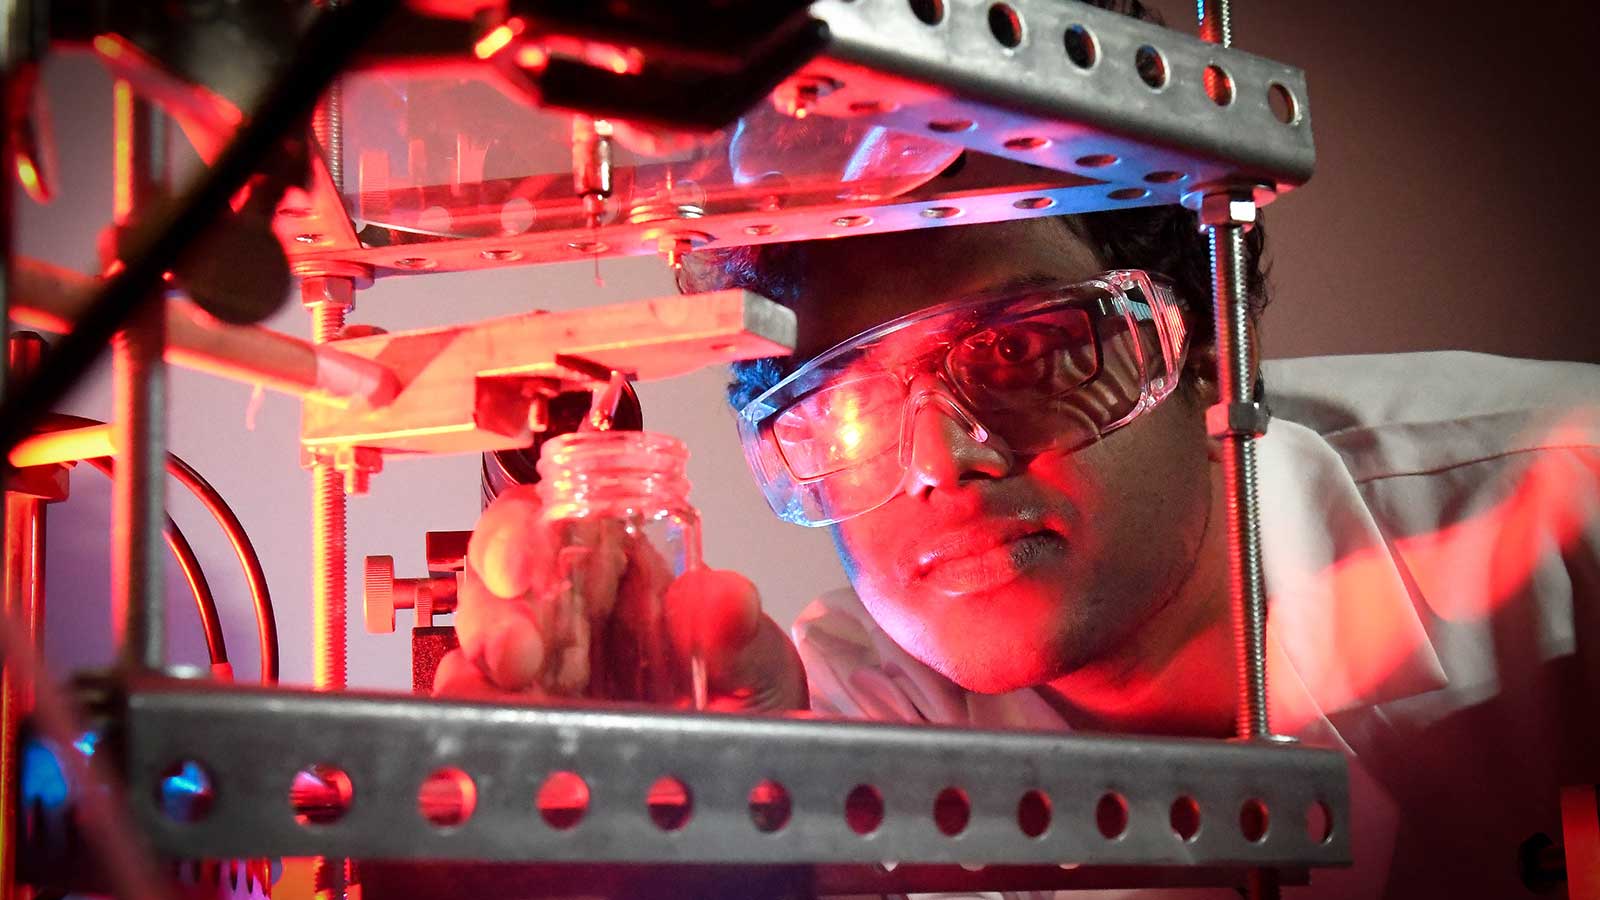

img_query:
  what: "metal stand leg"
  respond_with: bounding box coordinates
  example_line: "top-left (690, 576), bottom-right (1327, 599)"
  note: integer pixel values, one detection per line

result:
top-left (302, 276), bottom-right (355, 900)
top-left (1203, 198), bottom-right (1277, 900)
top-left (1207, 220), bottom-right (1270, 740)
top-left (303, 278), bottom-right (355, 693)
top-left (1, 336), bottom-right (51, 900)
top-left (109, 82), bottom-right (168, 673)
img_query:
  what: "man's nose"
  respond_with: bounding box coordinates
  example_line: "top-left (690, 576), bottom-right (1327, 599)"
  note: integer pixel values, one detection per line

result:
top-left (902, 392), bottom-right (1014, 498)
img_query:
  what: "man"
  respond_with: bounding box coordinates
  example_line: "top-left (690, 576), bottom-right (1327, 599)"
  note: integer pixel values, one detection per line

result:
top-left (436, 200), bottom-right (1600, 897)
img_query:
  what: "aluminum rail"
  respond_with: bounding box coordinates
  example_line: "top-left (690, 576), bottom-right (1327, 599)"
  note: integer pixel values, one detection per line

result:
top-left (122, 681), bottom-right (1349, 869)
top-left (807, 0), bottom-right (1312, 199)
top-left (12, 258), bottom-right (397, 408)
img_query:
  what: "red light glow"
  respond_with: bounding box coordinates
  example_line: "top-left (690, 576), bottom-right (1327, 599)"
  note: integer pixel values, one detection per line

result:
top-left (111, 79), bottom-right (135, 223)
top-left (16, 156), bottom-right (43, 201)
top-left (473, 19), bottom-right (524, 60)
top-left (92, 34), bottom-right (124, 59)
top-left (515, 46), bottom-right (549, 69)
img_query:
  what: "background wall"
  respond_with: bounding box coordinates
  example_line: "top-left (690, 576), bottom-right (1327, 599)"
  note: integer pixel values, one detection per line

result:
top-left (19, 0), bottom-right (1599, 691)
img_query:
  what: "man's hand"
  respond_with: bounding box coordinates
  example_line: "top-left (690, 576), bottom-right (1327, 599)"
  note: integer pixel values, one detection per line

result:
top-left (434, 484), bottom-right (808, 712)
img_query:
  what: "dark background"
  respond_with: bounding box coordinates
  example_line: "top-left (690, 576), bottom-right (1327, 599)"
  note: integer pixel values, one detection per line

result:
top-left (1146, 0), bottom-right (1600, 362)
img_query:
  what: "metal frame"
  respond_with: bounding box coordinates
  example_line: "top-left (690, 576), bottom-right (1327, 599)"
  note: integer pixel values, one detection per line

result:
top-left (3, 0), bottom-right (1338, 896)
top-left (807, 0), bottom-right (1311, 193)
top-left (124, 681), bottom-right (1349, 868)
top-left (273, 0), bottom-right (1314, 275)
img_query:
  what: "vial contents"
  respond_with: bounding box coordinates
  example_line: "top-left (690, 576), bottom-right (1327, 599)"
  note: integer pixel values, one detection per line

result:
top-left (535, 431), bottom-right (703, 705)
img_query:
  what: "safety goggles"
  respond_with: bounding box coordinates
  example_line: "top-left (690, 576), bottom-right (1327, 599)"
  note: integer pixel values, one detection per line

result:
top-left (737, 270), bottom-right (1188, 526)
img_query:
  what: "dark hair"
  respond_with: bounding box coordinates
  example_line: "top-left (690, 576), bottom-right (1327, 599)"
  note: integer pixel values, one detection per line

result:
top-left (678, 205), bottom-right (1269, 410)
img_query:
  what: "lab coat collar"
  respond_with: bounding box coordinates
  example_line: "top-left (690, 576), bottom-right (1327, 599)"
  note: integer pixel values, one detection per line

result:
top-left (1255, 418), bottom-right (1449, 735)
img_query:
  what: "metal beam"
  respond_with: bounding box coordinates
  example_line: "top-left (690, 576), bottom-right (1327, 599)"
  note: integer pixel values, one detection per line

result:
top-left (124, 681), bottom-right (1350, 869)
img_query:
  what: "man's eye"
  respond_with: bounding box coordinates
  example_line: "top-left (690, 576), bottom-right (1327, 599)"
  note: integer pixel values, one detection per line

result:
top-left (961, 325), bottom-right (1054, 367)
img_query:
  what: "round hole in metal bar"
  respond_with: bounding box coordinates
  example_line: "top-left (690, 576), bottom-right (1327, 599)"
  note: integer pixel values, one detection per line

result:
top-left (1063, 25), bottom-right (1096, 68)
top-left (1095, 792), bottom-right (1129, 839)
top-left (933, 787), bottom-right (970, 836)
top-left (1075, 153), bottom-right (1119, 168)
top-left (909, 0), bottom-right (944, 26)
top-left (748, 780), bottom-right (792, 833)
top-left (156, 759), bottom-right (215, 823)
top-left (921, 206), bottom-right (963, 219)
top-left (1017, 789), bottom-right (1051, 837)
top-left (1003, 136), bottom-right (1051, 151)
top-left (290, 764), bottom-right (353, 826)
top-left (1204, 64), bottom-right (1235, 106)
top-left (1169, 796), bottom-right (1201, 842)
top-left (849, 99), bottom-right (895, 115)
top-left (479, 248), bottom-right (522, 262)
top-left (745, 224), bottom-right (778, 236)
top-left (279, 206), bottom-right (312, 218)
top-left (1144, 170), bottom-right (1186, 184)
top-left (536, 771), bottom-right (590, 830)
top-left (1268, 83), bottom-right (1299, 124)
top-left (1306, 800), bottom-right (1333, 844)
top-left (1240, 798), bottom-right (1270, 843)
top-left (1135, 45), bottom-right (1168, 89)
top-left (1108, 187), bottom-right (1150, 201)
top-left (987, 4), bottom-right (1023, 48)
top-left (1013, 196), bottom-right (1056, 210)
top-left (845, 784), bottom-right (885, 835)
top-left (567, 240), bottom-right (609, 254)
top-left (392, 257), bottom-right (436, 270)
top-left (833, 215), bottom-right (873, 228)
top-left (927, 118), bottom-right (976, 134)
top-left (294, 233), bottom-right (322, 244)
top-left (647, 776), bottom-right (693, 831)
top-left (419, 767), bottom-right (477, 828)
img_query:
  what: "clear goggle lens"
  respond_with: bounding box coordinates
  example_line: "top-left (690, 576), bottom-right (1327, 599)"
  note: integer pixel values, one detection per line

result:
top-left (738, 271), bottom-right (1186, 526)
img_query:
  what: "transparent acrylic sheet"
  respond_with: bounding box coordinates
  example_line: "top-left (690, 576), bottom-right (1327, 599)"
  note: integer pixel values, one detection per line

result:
top-left (341, 69), bottom-right (964, 240)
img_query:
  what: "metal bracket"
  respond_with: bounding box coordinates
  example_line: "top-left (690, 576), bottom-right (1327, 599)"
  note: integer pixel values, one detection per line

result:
top-left (123, 681), bottom-right (1351, 870)
top-left (300, 289), bottom-right (795, 454)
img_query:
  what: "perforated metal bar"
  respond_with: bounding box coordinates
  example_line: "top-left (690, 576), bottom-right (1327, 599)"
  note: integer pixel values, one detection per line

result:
top-left (808, 0), bottom-right (1313, 200)
top-left (125, 682), bottom-right (1349, 869)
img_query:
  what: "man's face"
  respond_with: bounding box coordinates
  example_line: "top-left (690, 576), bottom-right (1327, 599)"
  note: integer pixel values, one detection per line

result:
top-left (785, 218), bottom-right (1216, 694)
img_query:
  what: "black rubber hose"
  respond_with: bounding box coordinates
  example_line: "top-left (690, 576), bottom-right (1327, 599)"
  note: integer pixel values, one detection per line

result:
top-left (43, 412), bottom-right (279, 683)
top-left (162, 453), bottom-right (278, 683)
top-left (82, 456), bottom-right (228, 668)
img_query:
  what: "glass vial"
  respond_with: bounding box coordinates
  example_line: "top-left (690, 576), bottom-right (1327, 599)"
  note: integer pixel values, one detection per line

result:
top-left (536, 430), bottom-right (701, 704)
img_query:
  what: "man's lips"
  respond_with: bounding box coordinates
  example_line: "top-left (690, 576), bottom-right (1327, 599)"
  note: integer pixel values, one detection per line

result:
top-left (907, 522), bottom-right (1067, 594)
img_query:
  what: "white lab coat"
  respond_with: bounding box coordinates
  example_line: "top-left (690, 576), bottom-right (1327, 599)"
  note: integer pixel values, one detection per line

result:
top-left (792, 352), bottom-right (1600, 899)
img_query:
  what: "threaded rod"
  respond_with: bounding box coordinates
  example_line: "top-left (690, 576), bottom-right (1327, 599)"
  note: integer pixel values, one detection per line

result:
top-left (308, 297), bottom-right (348, 691)
top-left (1209, 223), bottom-right (1270, 740)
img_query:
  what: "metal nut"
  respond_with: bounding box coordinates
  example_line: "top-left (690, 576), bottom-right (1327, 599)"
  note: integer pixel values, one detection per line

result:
top-left (333, 445), bottom-right (383, 495)
top-left (1197, 190), bottom-right (1259, 228)
top-left (1205, 401), bottom-right (1270, 438)
top-left (300, 275), bottom-right (355, 311)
